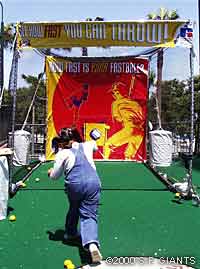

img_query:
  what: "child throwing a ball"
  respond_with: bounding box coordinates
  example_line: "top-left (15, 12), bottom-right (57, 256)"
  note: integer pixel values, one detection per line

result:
top-left (48, 127), bottom-right (102, 263)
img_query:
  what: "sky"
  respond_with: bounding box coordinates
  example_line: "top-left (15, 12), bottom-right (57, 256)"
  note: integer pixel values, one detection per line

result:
top-left (2, 0), bottom-right (199, 88)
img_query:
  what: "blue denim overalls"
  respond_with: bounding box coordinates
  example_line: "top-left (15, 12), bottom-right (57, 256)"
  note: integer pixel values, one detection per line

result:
top-left (64, 144), bottom-right (101, 247)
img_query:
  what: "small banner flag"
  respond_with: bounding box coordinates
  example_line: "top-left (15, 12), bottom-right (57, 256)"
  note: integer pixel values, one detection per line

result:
top-left (175, 22), bottom-right (193, 48)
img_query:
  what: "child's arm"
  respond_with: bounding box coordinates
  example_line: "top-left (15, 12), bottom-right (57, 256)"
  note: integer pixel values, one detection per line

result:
top-left (89, 129), bottom-right (101, 153)
top-left (9, 181), bottom-right (25, 198)
top-left (48, 151), bottom-right (67, 179)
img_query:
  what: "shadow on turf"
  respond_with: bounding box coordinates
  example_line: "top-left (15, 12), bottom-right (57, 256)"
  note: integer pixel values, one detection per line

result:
top-left (171, 199), bottom-right (183, 204)
top-left (7, 206), bottom-right (14, 215)
top-left (46, 229), bottom-right (92, 265)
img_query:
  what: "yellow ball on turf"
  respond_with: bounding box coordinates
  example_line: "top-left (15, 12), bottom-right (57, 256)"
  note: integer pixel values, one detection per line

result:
top-left (64, 260), bottom-right (72, 266)
top-left (175, 192), bottom-right (180, 197)
top-left (9, 215), bottom-right (16, 221)
top-left (67, 264), bottom-right (75, 269)
top-left (64, 260), bottom-right (75, 268)
top-left (35, 178), bottom-right (40, 182)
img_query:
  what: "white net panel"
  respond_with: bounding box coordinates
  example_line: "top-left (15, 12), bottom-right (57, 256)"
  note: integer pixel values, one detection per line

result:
top-left (0, 156), bottom-right (9, 220)
top-left (12, 130), bottom-right (31, 166)
top-left (149, 129), bottom-right (173, 167)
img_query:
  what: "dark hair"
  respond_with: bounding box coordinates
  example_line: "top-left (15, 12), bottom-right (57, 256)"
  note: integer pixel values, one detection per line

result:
top-left (59, 128), bottom-right (73, 142)
top-left (71, 127), bottom-right (83, 143)
top-left (51, 136), bottom-right (62, 153)
top-left (52, 127), bottom-right (83, 153)
top-left (59, 127), bottom-right (83, 143)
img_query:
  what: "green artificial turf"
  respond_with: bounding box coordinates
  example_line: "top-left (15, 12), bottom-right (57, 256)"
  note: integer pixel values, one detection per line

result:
top-left (16, 161), bottom-right (165, 190)
top-left (157, 157), bottom-right (200, 188)
top-left (96, 161), bottom-right (165, 189)
top-left (11, 160), bottom-right (41, 183)
top-left (1, 161), bottom-right (200, 269)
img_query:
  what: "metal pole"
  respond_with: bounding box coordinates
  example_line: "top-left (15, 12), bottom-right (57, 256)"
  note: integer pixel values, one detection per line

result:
top-left (9, 47), bottom-right (19, 186)
top-left (31, 105), bottom-right (35, 156)
top-left (10, 49), bottom-right (18, 148)
top-left (198, 0), bottom-right (200, 74)
top-left (0, 1), bottom-right (4, 106)
top-left (187, 47), bottom-right (195, 197)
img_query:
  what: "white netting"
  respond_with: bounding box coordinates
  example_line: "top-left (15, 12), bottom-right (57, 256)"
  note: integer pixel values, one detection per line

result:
top-left (149, 130), bottom-right (173, 167)
top-left (12, 130), bottom-right (31, 166)
top-left (0, 156), bottom-right (9, 220)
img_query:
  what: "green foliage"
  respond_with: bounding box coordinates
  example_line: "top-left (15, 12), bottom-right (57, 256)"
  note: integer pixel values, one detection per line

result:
top-left (147, 13), bottom-right (157, 20)
top-left (3, 23), bottom-right (15, 49)
top-left (168, 9), bottom-right (180, 20)
top-left (147, 7), bottom-right (179, 20)
top-left (3, 74), bottom-right (46, 125)
top-left (148, 75), bottom-right (200, 133)
top-left (157, 7), bottom-right (168, 20)
top-left (147, 7), bottom-right (180, 128)
top-left (161, 79), bottom-right (190, 123)
top-left (149, 70), bottom-right (156, 88)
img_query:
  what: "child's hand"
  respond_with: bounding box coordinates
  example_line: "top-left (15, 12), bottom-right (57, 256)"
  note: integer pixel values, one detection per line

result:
top-left (48, 168), bottom-right (53, 177)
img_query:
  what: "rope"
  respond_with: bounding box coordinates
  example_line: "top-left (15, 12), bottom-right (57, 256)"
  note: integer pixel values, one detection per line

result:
top-left (21, 70), bottom-right (45, 131)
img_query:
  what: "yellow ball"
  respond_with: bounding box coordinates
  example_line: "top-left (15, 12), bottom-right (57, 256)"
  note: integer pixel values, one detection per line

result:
top-left (9, 215), bottom-right (16, 221)
top-left (64, 260), bottom-right (75, 268)
top-left (35, 178), bottom-right (40, 182)
top-left (175, 192), bottom-right (180, 197)
top-left (67, 264), bottom-right (75, 269)
top-left (64, 260), bottom-right (72, 265)
top-left (27, 166), bottom-right (32, 171)
top-left (21, 182), bottom-right (26, 188)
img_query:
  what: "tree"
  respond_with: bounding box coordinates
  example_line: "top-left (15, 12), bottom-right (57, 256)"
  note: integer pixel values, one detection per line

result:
top-left (3, 74), bottom-right (46, 127)
top-left (149, 70), bottom-right (156, 88)
top-left (147, 8), bottom-right (180, 128)
top-left (0, 23), bottom-right (16, 106)
top-left (3, 23), bottom-right (15, 49)
top-left (148, 75), bottom-right (200, 137)
top-left (148, 70), bottom-right (160, 129)
top-left (20, 74), bottom-right (46, 126)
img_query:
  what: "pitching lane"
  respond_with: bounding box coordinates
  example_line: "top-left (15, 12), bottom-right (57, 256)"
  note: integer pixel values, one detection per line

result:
top-left (17, 161), bottom-right (166, 191)
top-left (1, 161), bottom-right (199, 268)
top-left (1, 184), bottom-right (199, 268)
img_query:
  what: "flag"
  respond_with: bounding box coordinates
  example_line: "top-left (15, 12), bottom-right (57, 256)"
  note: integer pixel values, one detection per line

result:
top-left (175, 23), bottom-right (193, 48)
top-left (180, 27), bottom-right (193, 38)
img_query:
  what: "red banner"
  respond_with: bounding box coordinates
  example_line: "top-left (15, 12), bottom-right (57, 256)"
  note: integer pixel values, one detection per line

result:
top-left (46, 56), bottom-right (149, 161)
